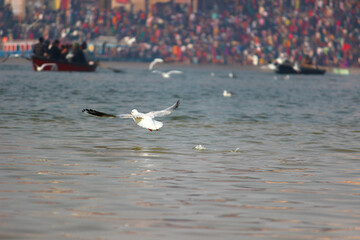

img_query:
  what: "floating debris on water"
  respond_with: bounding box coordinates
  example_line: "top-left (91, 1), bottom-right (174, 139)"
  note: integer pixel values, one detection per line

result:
top-left (194, 145), bottom-right (206, 150)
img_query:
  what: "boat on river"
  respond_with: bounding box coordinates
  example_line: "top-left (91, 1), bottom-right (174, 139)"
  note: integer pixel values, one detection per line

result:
top-left (31, 56), bottom-right (97, 72)
top-left (275, 63), bottom-right (326, 75)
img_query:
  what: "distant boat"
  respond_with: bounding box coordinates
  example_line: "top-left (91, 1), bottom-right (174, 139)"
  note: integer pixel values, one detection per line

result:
top-left (275, 63), bottom-right (326, 75)
top-left (31, 56), bottom-right (97, 72)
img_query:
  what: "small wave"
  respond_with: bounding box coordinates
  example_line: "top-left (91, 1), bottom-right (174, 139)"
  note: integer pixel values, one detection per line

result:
top-left (329, 148), bottom-right (359, 153)
top-left (170, 115), bottom-right (198, 121)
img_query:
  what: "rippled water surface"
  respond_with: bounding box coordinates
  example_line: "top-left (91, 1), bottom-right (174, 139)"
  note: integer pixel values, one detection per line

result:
top-left (1, 62), bottom-right (360, 240)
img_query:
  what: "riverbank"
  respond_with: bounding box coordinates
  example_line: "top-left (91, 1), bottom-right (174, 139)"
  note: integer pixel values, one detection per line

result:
top-left (2, 56), bottom-right (359, 75)
top-left (103, 61), bottom-right (360, 75)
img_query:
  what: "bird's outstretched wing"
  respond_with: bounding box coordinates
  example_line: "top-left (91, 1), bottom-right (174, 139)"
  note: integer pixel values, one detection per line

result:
top-left (82, 109), bottom-right (117, 118)
top-left (167, 70), bottom-right (183, 75)
top-left (146, 100), bottom-right (180, 118)
top-left (149, 58), bottom-right (164, 70)
top-left (152, 70), bottom-right (162, 74)
top-left (117, 114), bottom-right (133, 118)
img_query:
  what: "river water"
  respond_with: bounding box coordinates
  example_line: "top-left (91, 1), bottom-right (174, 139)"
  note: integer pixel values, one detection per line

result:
top-left (0, 61), bottom-right (359, 240)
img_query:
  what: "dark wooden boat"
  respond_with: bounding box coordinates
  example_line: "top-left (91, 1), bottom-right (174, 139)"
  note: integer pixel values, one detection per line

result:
top-left (31, 56), bottom-right (97, 72)
top-left (275, 63), bottom-right (326, 75)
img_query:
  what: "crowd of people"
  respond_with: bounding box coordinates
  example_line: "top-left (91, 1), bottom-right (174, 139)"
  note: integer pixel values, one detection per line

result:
top-left (32, 37), bottom-right (88, 64)
top-left (1, 1), bottom-right (360, 67)
top-left (0, 4), bottom-right (14, 40)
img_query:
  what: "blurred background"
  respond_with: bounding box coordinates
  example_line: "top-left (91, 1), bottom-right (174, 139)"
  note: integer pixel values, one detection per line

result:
top-left (1, 0), bottom-right (359, 67)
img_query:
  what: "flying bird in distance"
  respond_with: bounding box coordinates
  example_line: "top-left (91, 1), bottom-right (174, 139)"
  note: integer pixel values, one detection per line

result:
top-left (152, 70), bottom-right (183, 78)
top-left (83, 100), bottom-right (180, 131)
top-left (149, 58), bottom-right (164, 70)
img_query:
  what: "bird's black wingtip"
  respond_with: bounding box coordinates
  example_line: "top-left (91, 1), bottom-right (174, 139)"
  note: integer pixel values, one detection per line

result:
top-left (82, 108), bottom-right (116, 118)
top-left (175, 100), bottom-right (180, 109)
top-left (82, 108), bottom-right (96, 114)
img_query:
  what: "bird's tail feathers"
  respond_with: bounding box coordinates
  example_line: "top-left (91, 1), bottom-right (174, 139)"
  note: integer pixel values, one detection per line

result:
top-left (153, 120), bottom-right (163, 130)
top-left (82, 109), bottom-right (116, 118)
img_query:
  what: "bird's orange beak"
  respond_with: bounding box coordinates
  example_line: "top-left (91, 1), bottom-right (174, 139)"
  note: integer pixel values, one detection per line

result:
top-left (130, 113), bottom-right (132, 115)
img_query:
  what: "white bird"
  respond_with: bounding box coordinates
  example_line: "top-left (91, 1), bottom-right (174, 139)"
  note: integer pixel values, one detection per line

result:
top-left (223, 90), bottom-right (233, 97)
top-left (149, 58), bottom-right (164, 70)
top-left (152, 70), bottom-right (183, 78)
top-left (293, 62), bottom-right (300, 72)
top-left (228, 72), bottom-right (236, 78)
top-left (83, 100), bottom-right (180, 131)
top-left (34, 63), bottom-right (58, 71)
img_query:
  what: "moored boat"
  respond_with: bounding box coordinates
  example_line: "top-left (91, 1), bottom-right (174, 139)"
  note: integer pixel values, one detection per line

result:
top-left (275, 63), bottom-right (326, 75)
top-left (31, 56), bottom-right (97, 72)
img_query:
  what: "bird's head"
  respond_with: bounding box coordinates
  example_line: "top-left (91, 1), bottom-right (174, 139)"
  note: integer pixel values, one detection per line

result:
top-left (130, 109), bottom-right (139, 116)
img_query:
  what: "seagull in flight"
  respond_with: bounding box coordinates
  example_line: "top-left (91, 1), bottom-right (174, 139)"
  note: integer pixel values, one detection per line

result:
top-left (152, 70), bottom-right (183, 79)
top-left (34, 63), bottom-right (58, 71)
top-left (149, 58), bottom-right (164, 70)
top-left (82, 100), bottom-right (180, 131)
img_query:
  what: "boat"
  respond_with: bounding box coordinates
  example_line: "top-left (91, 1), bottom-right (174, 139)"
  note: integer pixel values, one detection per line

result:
top-left (275, 63), bottom-right (326, 75)
top-left (31, 56), bottom-right (97, 72)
